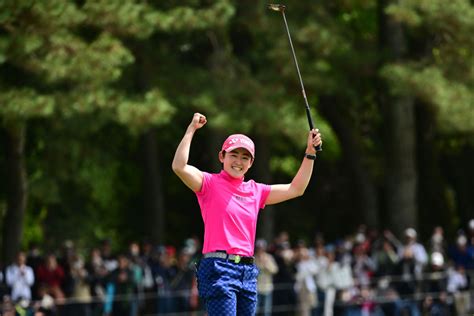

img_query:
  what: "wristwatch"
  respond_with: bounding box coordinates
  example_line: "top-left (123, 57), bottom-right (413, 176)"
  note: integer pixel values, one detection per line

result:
top-left (304, 153), bottom-right (317, 160)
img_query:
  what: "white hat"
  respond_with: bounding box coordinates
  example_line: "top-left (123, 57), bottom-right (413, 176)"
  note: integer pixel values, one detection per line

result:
top-left (431, 252), bottom-right (444, 266)
top-left (468, 219), bottom-right (474, 230)
top-left (405, 228), bottom-right (417, 238)
top-left (457, 235), bottom-right (467, 246)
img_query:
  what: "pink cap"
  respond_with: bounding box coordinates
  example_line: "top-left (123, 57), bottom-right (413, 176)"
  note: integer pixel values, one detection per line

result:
top-left (221, 134), bottom-right (255, 158)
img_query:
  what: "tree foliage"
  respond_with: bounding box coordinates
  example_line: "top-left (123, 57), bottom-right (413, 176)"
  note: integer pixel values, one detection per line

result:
top-left (1, 0), bottom-right (473, 253)
top-left (383, 0), bottom-right (474, 133)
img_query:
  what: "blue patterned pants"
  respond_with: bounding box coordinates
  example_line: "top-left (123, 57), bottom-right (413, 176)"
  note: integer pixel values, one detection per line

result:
top-left (196, 257), bottom-right (259, 316)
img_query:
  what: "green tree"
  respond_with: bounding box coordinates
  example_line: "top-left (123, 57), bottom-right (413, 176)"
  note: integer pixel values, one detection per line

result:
top-left (0, 0), bottom-right (175, 262)
top-left (2, 0), bottom-right (473, 254)
top-left (381, 0), bottom-right (474, 234)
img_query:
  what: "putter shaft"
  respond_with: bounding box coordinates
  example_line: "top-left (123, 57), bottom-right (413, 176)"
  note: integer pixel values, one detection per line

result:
top-left (269, 4), bottom-right (322, 151)
top-left (280, 10), bottom-right (314, 128)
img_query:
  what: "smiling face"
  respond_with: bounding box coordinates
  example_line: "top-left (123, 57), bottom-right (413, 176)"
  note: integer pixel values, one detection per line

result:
top-left (219, 147), bottom-right (254, 178)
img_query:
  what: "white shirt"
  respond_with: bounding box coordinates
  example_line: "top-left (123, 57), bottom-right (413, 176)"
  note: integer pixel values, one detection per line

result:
top-left (447, 268), bottom-right (468, 293)
top-left (398, 242), bottom-right (428, 278)
top-left (398, 242), bottom-right (428, 265)
top-left (316, 261), bottom-right (354, 290)
top-left (295, 258), bottom-right (319, 293)
top-left (6, 264), bottom-right (35, 301)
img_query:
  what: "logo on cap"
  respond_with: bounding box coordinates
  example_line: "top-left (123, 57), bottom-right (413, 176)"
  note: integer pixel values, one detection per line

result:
top-left (222, 134), bottom-right (255, 158)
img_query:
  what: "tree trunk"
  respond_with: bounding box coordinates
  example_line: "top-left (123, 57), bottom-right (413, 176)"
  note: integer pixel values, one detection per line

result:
top-left (384, 96), bottom-right (417, 236)
top-left (416, 102), bottom-right (451, 236)
top-left (379, 0), bottom-right (418, 236)
top-left (142, 128), bottom-right (165, 245)
top-left (132, 41), bottom-right (167, 245)
top-left (455, 147), bottom-right (474, 224)
top-left (2, 122), bottom-right (28, 264)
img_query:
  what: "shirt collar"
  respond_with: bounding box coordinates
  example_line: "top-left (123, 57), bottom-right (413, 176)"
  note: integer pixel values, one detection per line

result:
top-left (220, 170), bottom-right (244, 185)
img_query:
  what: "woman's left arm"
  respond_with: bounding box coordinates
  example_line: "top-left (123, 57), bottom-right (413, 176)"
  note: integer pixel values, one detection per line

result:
top-left (266, 129), bottom-right (322, 205)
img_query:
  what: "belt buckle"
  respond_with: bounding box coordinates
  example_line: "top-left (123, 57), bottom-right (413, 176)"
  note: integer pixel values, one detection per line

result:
top-left (234, 255), bottom-right (241, 263)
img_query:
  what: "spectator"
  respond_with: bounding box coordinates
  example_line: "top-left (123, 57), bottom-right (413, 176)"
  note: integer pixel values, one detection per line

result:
top-left (308, 232), bottom-right (325, 258)
top-left (352, 244), bottom-right (376, 288)
top-left (421, 252), bottom-right (449, 315)
top-left (255, 239), bottom-right (278, 316)
top-left (447, 264), bottom-right (470, 315)
top-left (272, 241), bottom-right (296, 315)
top-left (348, 286), bottom-right (382, 316)
top-left (13, 298), bottom-right (34, 316)
top-left (101, 239), bottom-right (118, 273)
top-left (335, 237), bottom-right (353, 267)
top-left (36, 254), bottom-right (66, 302)
top-left (353, 225), bottom-right (371, 254)
top-left (316, 245), bottom-right (354, 316)
top-left (26, 241), bottom-right (43, 300)
top-left (269, 231), bottom-right (291, 254)
top-left (2, 296), bottom-right (18, 316)
top-left (293, 244), bottom-right (319, 316)
top-left (468, 219), bottom-right (474, 246)
top-left (168, 248), bottom-right (195, 313)
top-left (372, 238), bottom-right (399, 277)
top-left (69, 253), bottom-right (92, 316)
top-left (26, 242), bottom-right (43, 271)
top-left (104, 254), bottom-right (137, 316)
top-left (397, 228), bottom-right (428, 280)
top-left (85, 247), bottom-right (108, 316)
top-left (137, 242), bottom-right (155, 291)
top-left (140, 239), bottom-right (154, 265)
top-left (373, 277), bottom-right (400, 316)
top-left (139, 239), bottom-right (157, 314)
top-left (312, 241), bottom-right (329, 316)
top-left (429, 226), bottom-right (447, 255)
top-left (393, 238), bottom-right (422, 316)
top-left (0, 265), bottom-right (7, 299)
top-left (448, 234), bottom-right (474, 270)
top-left (57, 240), bottom-right (76, 297)
top-left (127, 241), bottom-right (145, 316)
top-left (151, 246), bottom-right (175, 314)
top-left (5, 251), bottom-right (35, 302)
top-left (33, 283), bottom-right (57, 316)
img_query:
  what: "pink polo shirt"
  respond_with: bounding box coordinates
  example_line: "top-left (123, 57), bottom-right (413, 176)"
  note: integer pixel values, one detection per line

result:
top-left (196, 170), bottom-right (271, 257)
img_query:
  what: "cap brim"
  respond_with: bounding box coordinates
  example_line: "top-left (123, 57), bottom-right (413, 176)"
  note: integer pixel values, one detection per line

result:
top-left (224, 145), bottom-right (254, 158)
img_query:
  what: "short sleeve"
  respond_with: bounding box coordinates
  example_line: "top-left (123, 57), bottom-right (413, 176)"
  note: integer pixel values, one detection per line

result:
top-left (258, 183), bottom-right (272, 209)
top-left (196, 172), bottom-right (212, 196)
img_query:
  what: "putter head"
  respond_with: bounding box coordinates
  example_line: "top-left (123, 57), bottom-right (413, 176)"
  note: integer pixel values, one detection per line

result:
top-left (268, 4), bottom-right (286, 12)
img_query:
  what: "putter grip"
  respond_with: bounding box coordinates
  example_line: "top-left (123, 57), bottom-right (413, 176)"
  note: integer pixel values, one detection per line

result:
top-left (306, 108), bottom-right (322, 152)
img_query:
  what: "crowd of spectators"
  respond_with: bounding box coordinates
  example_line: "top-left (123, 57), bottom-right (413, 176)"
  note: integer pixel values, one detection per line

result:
top-left (0, 219), bottom-right (473, 316)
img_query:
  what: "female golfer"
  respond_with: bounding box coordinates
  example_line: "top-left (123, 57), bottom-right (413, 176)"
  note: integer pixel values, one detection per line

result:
top-left (172, 112), bottom-right (322, 315)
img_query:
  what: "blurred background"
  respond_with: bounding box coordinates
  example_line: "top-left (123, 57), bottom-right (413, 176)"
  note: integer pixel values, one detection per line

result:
top-left (0, 1), bottom-right (473, 314)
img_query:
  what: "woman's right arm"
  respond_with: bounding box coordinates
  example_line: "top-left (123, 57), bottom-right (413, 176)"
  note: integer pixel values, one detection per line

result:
top-left (172, 113), bottom-right (207, 192)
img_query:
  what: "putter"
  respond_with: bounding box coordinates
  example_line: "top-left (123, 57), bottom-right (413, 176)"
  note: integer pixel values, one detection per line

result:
top-left (268, 3), bottom-right (322, 151)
